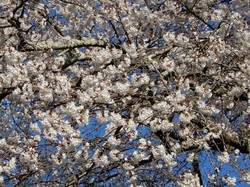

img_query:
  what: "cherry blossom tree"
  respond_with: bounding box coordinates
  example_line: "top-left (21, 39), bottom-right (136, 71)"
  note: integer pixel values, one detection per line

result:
top-left (0, 0), bottom-right (249, 186)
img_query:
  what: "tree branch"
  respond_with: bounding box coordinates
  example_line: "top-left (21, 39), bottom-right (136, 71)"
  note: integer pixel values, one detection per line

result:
top-left (193, 153), bottom-right (203, 186)
top-left (20, 38), bottom-right (108, 51)
top-left (176, 0), bottom-right (215, 30)
top-left (0, 88), bottom-right (14, 102)
top-left (181, 134), bottom-right (249, 154)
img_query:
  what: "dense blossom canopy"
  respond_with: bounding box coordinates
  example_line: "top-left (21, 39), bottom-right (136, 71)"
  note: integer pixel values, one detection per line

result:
top-left (0, 0), bottom-right (249, 186)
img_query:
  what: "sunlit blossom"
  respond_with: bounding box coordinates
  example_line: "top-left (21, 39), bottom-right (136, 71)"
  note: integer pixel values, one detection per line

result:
top-left (218, 152), bottom-right (230, 164)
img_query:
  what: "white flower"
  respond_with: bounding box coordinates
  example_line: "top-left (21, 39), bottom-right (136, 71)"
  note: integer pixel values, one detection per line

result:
top-left (77, 90), bottom-right (92, 104)
top-left (113, 82), bottom-right (130, 95)
top-left (150, 118), bottom-right (161, 132)
top-left (208, 174), bottom-right (216, 184)
top-left (133, 151), bottom-right (149, 162)
top-left (218, 152), bottom-right (230, 164)
top-left (222, 176), bottom-right (236, 186)
top-left (176, 34), bottom-right (189, 44)
top-left (95, 88), bottom-right (113, 103)
top-left (163, 154), bottom-right (177, 171)
top-left (186, 153), bottom-right (194, 163)
top-left (70, 137), bottom-right (82, 147)
top-left (156, 163), bottom-right (163, 169)
top-left (203, 142), bottom-right (211, 150)
top-left (94, 48), bottom-right (112, 64)
top-left (211, 106), bottom-right (220, 114)
top-left (0, 175), bottom-right (4, 184)
top-left (152, 145), bottom-right (166, 160)
top-left (81, 75), bottom-right (98, 89)
top-left (110, 149), bottom-right (120, 162)
top-left (152, 101), bottom-right (169, 111)
top-left (39, 89), bottom-right (53, 102)
top-left (171, 142), bottom-right (181, 152)
top-left (45, 127), bottom-right (58, 141)
top-left (138, 138), bottom-right (147, 150)
top-left (74, 150), bottom-right (87, 160)
top-left (128, 26), bottom-right (139, 35)
top-left (138, 107), bottom-right (153, 122)
top-left (124, 43), bottom-right (138, 58)
top-left (128, 130), bottom-right (138, 141)
top-left (123, 162), bottom-right (134, 170)
top-left (30, 123), bottom-right (41, 133)
top-left (230, 87), bottom-right (243, 97)
top-left (195, 85), bottom-right (204, 94)
top-left (0, 0), bottom-right (11, 6)
top-left (161, 120), bottom-right (174, 132)
top-left (178, 172), bottom-right (202, 187)
top-left (179, 127), bottom-right (190, 138)
top-left (66, 101), bottom-right (84, 117)
top-left (110, 112), bottom-right (124, 126)
top-left (0, 138), bottom-right (7, 148)
top-left (96, 110), bottom-right (108, 124)
top-left (211, 9), bottom-right (223, 22)
top-left (78, 109), bottom-right (89, 126)
top-left (127, 119), bottom-right (137, 131)
top-left (234, 149), bottom-right (240, 155)
top-left (179, 78), bottom-right (190, 91)
top-left (51, 154), bottom-right (63, 166)
top-left (241, 171), bottom-right (250, 184)
top-left (124, 57), bottom-right (131, 67)
top-left (227, 102), bottom-right (234, 109)
top-left (107, 136), bottom-right (121, 146)
top-left (20, 151), bottom-right (32, 164)
top-left (161, 58), bottom-right (175, 72)
top-left (163, 32), bottom-right (176, 42)
top-left (179, 112), bottom-right (193, 124)
top-left (96, 155), bottom-right (110, 167)
top-left (8, 157), bottom-right (16, 170)
top-left (52, 56), bottom-right (65, 70)
top-left (167, 90), bottom-right (185, 104)
top-left (111, 47), bottom-right (123, 58)
top-left (128, 172), bottom-right (137, 184)
top-left (105, 122), bottom-right (118, 135)
top-left (131, 73), bottom-right (150, 87)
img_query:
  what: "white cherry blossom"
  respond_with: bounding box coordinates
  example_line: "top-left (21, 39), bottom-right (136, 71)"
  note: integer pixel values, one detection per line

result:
top-left (0, 0), bottom-right (249, 186)
top-left (218, 152), bottom-right (230, 164)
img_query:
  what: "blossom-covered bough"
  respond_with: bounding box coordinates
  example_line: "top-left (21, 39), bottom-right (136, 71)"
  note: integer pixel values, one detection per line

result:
top-left (0, 0), bottom-right (249, 186)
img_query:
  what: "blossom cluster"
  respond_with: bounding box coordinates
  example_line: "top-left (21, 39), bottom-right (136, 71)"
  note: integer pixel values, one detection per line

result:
top-left (0, 0), bottom-right (249, 186)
